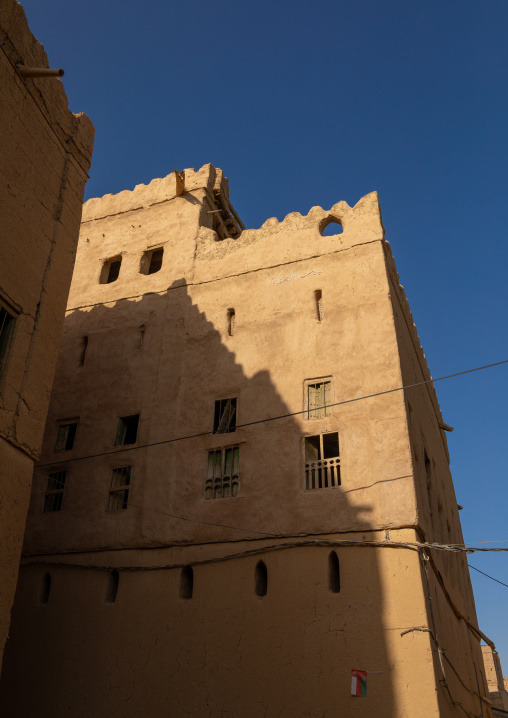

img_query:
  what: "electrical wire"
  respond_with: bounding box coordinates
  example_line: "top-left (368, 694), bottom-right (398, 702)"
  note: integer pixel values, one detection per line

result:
top-left (468, 564), bottom-right (508, 589)
top-left (36, 357), bottom-right (508, 469)
top-left (20, 538), bottom-right (508, 573)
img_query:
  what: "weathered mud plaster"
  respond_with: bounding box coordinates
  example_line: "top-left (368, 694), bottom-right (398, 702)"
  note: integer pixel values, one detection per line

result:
top-left (0, 0), bottom-right (94, 671)
top-left (1, 166), bottom-right (492, 718)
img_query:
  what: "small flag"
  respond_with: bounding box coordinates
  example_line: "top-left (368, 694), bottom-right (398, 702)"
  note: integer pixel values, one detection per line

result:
top-left (351, 669), bottom-right (367, 697)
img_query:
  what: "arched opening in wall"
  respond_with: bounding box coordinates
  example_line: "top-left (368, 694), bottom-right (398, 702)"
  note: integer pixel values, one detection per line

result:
top-left (319, 216), bottom-right (343, 237)
top-left (328, 551), bottom-right (341, 593)
top-left (40, 572), bottom-right (51, 604)
top-left (227, 308), bottom-right (235, 337)
top-left (180, 565), bottom-right (194, 599)
top-left (314, 290), bottom-right (323, 322)
top-left (255, 560), bottom-right (267, 597)
top-left (105, 569), bottom-right (119, 603)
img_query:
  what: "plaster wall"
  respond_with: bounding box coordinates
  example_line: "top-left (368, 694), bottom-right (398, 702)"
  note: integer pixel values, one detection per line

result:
top-left (1, 168), bottom-right (491, 717)
top-left (0, 0), bottom-right (93, 669)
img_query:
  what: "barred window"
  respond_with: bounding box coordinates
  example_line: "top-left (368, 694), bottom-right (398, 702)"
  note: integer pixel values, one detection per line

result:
top-left (54, 422), bottom-right (78, 452)
top-left (213, 398), bottom-right (237, 434)
top-left (305, 432), bottom-right (340, 489)
top-left (0, 300), bottom-right (17, 379)
top-left (205, 446), bottom-right (239, 499)
top-left (306, 379), bottom-right (332, 419)
top-left (43, 471), bottom-right (66, 512)
top-left (107, 466), bottom-right (131, 511)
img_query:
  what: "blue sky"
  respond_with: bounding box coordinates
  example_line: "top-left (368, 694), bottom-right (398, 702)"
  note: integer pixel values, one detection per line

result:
top-left (21, 0), bottom-right (508, 667)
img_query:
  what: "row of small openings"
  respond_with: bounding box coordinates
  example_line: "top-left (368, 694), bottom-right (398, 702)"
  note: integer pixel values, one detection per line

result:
top-left (38, 553), bottom-right (341, 604)
top-left (100, 248), bottom-right (164, 284)
top-left (77, 293), bottom-right (321, 366)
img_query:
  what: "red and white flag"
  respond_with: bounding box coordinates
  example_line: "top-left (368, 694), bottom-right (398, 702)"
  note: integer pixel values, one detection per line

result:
top-left (351, 669), bottom-right (367, 697)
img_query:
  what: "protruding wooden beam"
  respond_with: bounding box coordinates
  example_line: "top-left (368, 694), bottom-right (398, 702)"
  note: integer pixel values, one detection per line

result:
top-left (17, 64), bottom-right (64, 78)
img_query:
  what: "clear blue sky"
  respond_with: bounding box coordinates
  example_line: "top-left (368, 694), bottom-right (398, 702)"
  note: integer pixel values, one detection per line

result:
top-left (21, 0), bottom-right (508, 667)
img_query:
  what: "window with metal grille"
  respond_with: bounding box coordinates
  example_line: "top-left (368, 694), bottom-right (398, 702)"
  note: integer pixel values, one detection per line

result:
top-left (304, 432), bottom-right (340, 489)
top-left (205, 446), bottom-right (239, 499)
top-left (43, 471), bottom-right (66, 512)
top-left (115, 415), bottom-right (139, 445)
top-left (54, 422), bottom-right (78, 452)
top-left (0, 300), bottom-right (17, 379)
top-left (306, 379), bottom-right (332, 419)
top-left (100, 257), bottom-right (122, 284)
top-left (213, 398), bottom-right (237, 434)
top-left (107, 466), bottom-right (131, 511)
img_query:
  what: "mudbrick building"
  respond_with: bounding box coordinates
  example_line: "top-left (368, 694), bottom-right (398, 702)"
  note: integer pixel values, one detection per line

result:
top-left (0, 165), bottom-right (498, 717)
top-left (0, 0), bottom-right (93, 669)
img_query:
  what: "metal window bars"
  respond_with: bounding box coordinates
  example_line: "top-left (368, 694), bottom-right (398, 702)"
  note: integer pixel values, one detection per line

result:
top-left (205, 446), bottom-right (240, 499)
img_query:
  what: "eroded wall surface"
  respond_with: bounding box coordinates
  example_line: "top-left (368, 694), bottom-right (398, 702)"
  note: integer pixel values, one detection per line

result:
top-left (0, 0), bottom-right (94, 669)
top-left (0, 167), bottom-right (490, 717)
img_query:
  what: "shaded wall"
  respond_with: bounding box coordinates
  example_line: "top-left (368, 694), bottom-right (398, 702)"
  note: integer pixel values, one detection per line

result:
top-left (0, 0), bottom-right (93, 669)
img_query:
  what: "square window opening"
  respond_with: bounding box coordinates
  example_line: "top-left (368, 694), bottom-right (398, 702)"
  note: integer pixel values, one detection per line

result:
top-left (100, 257), bottom-right (122, 284)
top-left (54, 422), bottom-right (78, 452)
top-left (305, 379), bottom-right (332, 419)
top-left (213, 398), bottom-right (237, 434)
top-left (115, 415), bottom-right (139, 445)
top-left (107, 466), bottom-right (131, 511)
top-left (43, 471), bottom-right (66, 512)
top-left (205, 446), bottom-right (239, 499)
top-left (305, 432), bottom-right (340, 489)
top-left (140, 247), bottom-right (164, 275)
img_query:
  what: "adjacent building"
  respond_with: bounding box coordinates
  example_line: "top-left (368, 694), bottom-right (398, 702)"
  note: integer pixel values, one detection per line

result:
top-left (0, 0), bottom-right (94, 670)
top-left (0, 165), bottom-right (493, 717)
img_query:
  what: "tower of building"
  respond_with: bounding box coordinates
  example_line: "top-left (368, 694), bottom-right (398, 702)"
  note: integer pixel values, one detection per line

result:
top-left (0, 165), bottom-right (492, 717)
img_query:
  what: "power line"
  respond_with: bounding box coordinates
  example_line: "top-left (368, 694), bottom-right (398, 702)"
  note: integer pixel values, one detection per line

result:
top-left (36, 357), bottom-right (508, 469)
top-left (468, 564), bottom-right (508, 589)
top-left (20, 539), bottom-right (508, 573)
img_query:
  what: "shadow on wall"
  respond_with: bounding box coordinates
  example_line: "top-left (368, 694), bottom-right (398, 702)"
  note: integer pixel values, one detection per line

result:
top-left (0, 282), bottom-right (396, 718)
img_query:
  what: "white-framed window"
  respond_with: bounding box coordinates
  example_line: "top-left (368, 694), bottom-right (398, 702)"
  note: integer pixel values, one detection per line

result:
top-left (205, 446), bottom-right (239, 499)
top-left (305, 378), bottom-right (332, 419)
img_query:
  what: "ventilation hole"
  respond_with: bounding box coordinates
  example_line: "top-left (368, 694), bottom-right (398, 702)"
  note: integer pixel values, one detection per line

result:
top-left (319, 217), bottom-right (343, 237)
top-left (80, 336), bottom-right (88, 366)
top-left (328, 551), bottom-right (341, 593)
top-left (314, 290), bottom-right (323, 321)
top-left (40, 572), bottom-right (51, 604)
top-left (105, 569), bottom-right (119, 603)
top-left (139, 325), bottom-right (146, 351)
top-left (180, 565), bottom-right (194, 599)
top-left (227, 308), bottom-right (235, 337)
top-left (255, 560), bottom-right (267, 597)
